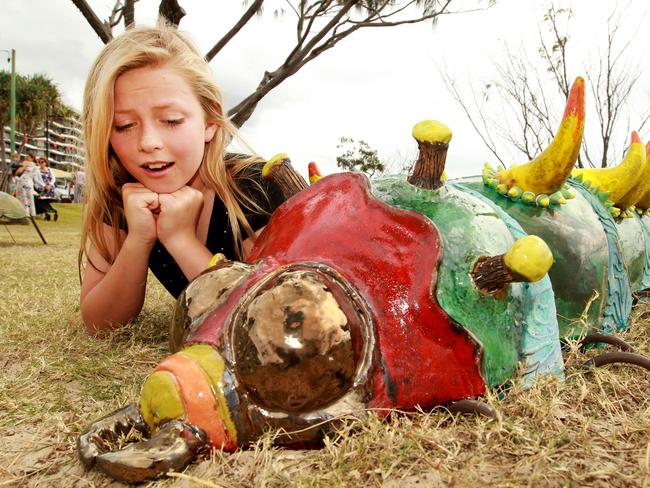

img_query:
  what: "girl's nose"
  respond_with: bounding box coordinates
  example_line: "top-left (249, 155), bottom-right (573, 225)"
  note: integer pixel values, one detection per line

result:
top-left (138, 127), bottom-right (163, 153)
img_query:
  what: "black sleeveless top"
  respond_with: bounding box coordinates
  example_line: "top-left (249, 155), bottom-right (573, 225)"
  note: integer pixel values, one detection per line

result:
top-left (148, 163), bottom-right (286, 298)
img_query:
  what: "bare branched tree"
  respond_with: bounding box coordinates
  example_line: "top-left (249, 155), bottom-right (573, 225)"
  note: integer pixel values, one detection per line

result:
top-left (441, 2), bottom-right (649, 168)
top-left (440, 72), bottom-right (506, 166)
top-left (586, 8), bottom-right (648, 167)
top-left (70, 0), bottom-right (495, 128)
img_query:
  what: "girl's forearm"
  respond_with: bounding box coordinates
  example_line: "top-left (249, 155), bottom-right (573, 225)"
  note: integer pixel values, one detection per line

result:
top-left (163, 235), bottom-right (213, 283)
top-left (81, 236), bottom-right (154, 335)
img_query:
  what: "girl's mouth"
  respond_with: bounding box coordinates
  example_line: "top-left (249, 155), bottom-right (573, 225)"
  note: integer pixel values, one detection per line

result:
top-left (142, 161), bottom-right (174, 172)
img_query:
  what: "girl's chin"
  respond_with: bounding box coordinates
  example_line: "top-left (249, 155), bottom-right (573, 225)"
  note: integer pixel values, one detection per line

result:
top-left (137, 178), bottom-right (186, 194)
top-left (132, 169), bottom-right (201, 194)
top-left (148, 183), bottom-right (185, 194)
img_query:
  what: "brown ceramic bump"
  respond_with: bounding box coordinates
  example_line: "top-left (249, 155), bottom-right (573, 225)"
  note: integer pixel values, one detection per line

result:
top-left (407, 140), bottom-right (448, 190)
top-left (171, 260), bottom-right (256, 352)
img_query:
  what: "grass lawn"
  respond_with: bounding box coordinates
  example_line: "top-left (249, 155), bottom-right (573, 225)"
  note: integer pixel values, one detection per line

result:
top-left (0, 203), bottom-right (648, 487)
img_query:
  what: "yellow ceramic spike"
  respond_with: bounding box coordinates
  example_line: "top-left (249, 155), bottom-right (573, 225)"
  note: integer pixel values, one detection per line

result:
top-left (496, 77), bottom-right (585, 195)
top-left (504, 235), bottom-right (554, 282)
top-left (617, 144), bottom-right (649, 209)
top-left (572, 132), bottom-right (645, 206)
top-left (631, 142), bottom-right (650, 210)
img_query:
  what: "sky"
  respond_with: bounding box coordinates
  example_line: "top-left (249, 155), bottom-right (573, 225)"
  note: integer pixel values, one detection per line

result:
top-left (1, 0), bottom-right (649, 178)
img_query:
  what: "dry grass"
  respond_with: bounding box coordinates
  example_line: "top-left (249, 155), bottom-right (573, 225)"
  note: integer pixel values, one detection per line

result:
top-left (0, 204), bottom-right (648, 487)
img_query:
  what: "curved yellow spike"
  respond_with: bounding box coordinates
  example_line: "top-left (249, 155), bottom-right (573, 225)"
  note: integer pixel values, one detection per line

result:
top-left (633, 142), bottom-right (650, 210)
top-left (495, 77), bottom-right (585, 195)
top-left (616, 137), bottom-right (649, 209)
top-left (572, 132), bottom-right (646, 206)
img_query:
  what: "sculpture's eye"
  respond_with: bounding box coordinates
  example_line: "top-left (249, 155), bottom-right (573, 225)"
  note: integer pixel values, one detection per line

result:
top-left (231, 269), bottom-right (364, 413)
top-left (171, 261), bottom-right (253, 352)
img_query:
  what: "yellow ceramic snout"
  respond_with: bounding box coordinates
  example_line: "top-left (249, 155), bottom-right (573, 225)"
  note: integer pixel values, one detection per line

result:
top-left (139, 344), bottom-right (238, 450)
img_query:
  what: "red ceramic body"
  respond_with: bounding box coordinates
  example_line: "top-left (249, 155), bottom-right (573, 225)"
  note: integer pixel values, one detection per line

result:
top-left (188, 173), bottom-right (485, 410)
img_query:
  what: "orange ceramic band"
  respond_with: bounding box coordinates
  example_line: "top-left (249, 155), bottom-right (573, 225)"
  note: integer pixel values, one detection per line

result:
top-left (155, 354), bottom-right (232, 449)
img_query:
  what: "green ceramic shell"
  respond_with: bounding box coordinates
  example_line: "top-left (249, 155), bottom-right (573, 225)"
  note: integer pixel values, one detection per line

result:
top-left (372, 176), bottom-right (526, 387)
top-left (458, 177), bottom-right (609, 338)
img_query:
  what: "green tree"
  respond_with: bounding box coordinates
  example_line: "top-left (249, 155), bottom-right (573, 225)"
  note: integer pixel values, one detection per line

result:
top-left (1, 72), bottom-right (70, 152)
top-left (336, 137), bottom-right (385, 177)
top-left (16, 75), bottom-right (64, 148)
top-left (71, 0), bottom-right (495, 128)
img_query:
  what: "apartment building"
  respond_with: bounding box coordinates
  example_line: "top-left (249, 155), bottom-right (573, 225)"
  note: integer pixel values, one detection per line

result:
top-left (2, 115), bottom-right (85, 174)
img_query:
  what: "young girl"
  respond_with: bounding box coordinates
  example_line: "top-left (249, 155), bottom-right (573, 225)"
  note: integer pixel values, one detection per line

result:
top-left (79, 25), bottom-right (285, 335)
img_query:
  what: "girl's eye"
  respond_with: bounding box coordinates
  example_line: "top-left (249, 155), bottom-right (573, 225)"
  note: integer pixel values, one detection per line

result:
top-left (166, 119), bottom-right (184, 127)
top-left (114, 123), bottom-right (134, 133)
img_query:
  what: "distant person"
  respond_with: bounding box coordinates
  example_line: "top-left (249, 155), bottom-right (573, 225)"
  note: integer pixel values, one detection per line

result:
top-left (73, 169), bottom-right (86, 203)
top-left (9, 152), bottom-right (22, 175)
top-left (78, 25), bottom-right (286, 335)
top-left (7, 152), bottom-right (22, 194)
top-left (13, 154), bottom-right (45, 216)
top-left (38, 157), bottom-right (57, 199)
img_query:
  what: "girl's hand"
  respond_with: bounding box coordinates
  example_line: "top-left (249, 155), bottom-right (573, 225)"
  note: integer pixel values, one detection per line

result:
top-left (156, 186), bottom-right (204, 248)
top-left (121, 183), bottom-right (159, 246)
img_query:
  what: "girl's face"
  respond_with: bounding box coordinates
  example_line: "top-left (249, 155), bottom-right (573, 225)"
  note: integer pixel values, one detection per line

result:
top-left (110, 65), bottom-right (217, 194)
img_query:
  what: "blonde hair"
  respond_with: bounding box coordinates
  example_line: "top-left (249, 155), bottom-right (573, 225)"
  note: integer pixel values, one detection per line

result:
top-left (79, 25), bottom-right (265, 277)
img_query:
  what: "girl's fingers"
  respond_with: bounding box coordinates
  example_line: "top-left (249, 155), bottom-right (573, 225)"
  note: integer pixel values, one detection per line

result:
top-left (120, 184), bottom-right (160, 245)
top-left (122, 184), bottom-right (159, 210)
top-left (155, 187), bottom-right (204, 246)
top-left (146, 195), bottom-right (160, 212)
top-left (158, 186), bottom-right (202, 209)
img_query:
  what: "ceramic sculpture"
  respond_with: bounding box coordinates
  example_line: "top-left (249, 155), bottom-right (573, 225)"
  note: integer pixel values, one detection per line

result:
top-left (78, 77), bottom-right (650, 484)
